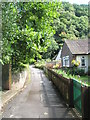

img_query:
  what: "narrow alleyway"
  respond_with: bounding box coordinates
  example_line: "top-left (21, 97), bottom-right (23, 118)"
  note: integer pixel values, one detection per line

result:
top-left (2, 66), bottom-right (78, 118)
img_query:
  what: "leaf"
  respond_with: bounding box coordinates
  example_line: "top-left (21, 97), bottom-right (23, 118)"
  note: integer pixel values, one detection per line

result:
top-left (0, 59), bottom-right (4, 65)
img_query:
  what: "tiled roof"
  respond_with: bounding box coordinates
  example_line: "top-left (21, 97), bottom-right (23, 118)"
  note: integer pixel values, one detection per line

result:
top-left (65, 39), bottom-right (89, 55)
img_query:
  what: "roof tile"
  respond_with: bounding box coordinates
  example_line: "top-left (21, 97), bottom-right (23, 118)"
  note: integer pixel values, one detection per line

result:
top-left (65, 39), bottom-right (89, 54)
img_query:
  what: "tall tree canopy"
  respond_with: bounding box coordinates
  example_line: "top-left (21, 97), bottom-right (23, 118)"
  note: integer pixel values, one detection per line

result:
top-left (54, 2), bottom-right (88, 44)
top-left (1, 2), bottom-right (88, 69)
top-left (2, 2), bottom-right (61, 68)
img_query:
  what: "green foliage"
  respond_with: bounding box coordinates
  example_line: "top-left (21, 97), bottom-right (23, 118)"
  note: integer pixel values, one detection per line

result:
top-left (29, 58), bottom-right (36, 64)
top-left (75, 69), bottom-right (85, 76)
top-left (53, 69), bottom-right (89, 86)
top-left (1, 2), bottom-right (88, 71)
top-left (62, 67), bottom-right (86, 76)
top-left (0, 59), bottom-right (4, 65)
top-left (53, 2), bottom-right (88, 45)
top-left (35, 59), bottom-right (51, 69)
top-left (43, 38), bottom-right (59, 59)
top-left (73, 4), bottom-right (88, 17)
top-left (35, 59), bottom-right (45, 69)
top-left (2, 2), bottom-right (61, 69)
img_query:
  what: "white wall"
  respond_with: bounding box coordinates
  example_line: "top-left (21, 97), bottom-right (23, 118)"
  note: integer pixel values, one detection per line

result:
top-left (56, 50), bottom-right (61, 61)
top-left (76, 55), bottom-right (89, 73)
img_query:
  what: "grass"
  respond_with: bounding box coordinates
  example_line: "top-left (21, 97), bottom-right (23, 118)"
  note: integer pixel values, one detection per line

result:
top-left (53, 69), bottom-right (90, 86)
top-left (79, 76), bottom-right (90, 86)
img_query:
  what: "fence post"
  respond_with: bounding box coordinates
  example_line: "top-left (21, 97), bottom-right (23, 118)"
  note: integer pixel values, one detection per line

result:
top-left (2, 64), bottom-right (11, 90)
top-left (81, 86), bottom-right (90, 120)
top-left (9, 64), bottom-right (11, 89)
top-left (68, 79), bottom-right (74, 107)
top-left (48, 69), bottom-right (52, 81)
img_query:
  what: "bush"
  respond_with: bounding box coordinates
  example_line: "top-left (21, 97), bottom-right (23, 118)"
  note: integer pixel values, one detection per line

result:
top-left (70, 68), bottom-right (85, 76)
top-left (29, 59), bottom-right (36, 64)
top-left (62, 67), bottom-right (85, 76)
top-left (34, 59), bottom-right (46, 69)
top-left (75, 68), bottom-right (85, 76)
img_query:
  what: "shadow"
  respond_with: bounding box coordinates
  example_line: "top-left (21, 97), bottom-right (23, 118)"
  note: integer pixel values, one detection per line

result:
top-left (40, 70), bottom-right (79, 118)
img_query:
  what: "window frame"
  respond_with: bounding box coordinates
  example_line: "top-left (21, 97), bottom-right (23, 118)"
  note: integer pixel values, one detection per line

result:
top-left (81, 56), bottom-right (85, 67)
top-left (63, 56), bottom-right (69, 67)
top-left (63, 57), bottom-right (65, 67)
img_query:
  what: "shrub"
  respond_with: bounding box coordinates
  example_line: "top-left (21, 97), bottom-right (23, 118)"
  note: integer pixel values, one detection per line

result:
top-left (76, 69), bottom-right (85, 75)
top-left (62, 67), bottom-right (85, 76)
top-left (34, 59), bottom-right (46, 69)
top-left (71, 68), bottom-right (85, 76)
top-left (29, 59), bottom-right (36, 64)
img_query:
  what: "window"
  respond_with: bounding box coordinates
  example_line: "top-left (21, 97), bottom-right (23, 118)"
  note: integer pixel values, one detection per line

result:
top-left (63, 56), bottom-right (69, 67)
top-left (65, 56), bottom-right (69, 67)
top-left (81, 56), bottom-right (85, 66)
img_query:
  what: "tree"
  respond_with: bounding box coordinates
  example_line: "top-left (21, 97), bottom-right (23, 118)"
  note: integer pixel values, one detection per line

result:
top-left (2, 2), bottom-right (61, 69)
top-left (53, 2), bottom-right (88, 45)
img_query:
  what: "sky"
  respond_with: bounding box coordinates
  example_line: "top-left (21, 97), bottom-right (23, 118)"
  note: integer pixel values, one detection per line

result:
top-left (61, 0), bottom-right (89, 4)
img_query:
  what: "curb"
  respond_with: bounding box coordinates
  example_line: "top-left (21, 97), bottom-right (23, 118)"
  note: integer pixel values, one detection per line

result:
top-left (1, 84), bottom-right (27, 113)
top-left (0, 74), bottom-right (29, 112)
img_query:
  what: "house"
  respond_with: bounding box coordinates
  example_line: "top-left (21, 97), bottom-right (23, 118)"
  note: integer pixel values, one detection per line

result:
top-left (61, 39), bottom-right (90, 73)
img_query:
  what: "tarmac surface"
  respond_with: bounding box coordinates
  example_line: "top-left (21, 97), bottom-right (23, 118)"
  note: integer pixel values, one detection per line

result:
top-left (1, 66), bottom-right (79, 118)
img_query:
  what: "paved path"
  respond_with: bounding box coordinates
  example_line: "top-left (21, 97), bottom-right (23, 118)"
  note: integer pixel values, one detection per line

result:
top-left (2, 66), bottom-right (78, 118)
top-left (0, 68), bottom-right (29, 114)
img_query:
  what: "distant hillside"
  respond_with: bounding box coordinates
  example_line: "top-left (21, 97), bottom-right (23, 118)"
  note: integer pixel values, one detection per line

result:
top-left (54, 2), bottom-right (88, 44)
top-left (73, 4), bottom-right (88, 17)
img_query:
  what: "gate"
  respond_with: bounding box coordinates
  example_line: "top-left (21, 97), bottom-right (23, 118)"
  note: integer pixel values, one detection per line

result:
top-left (73, 79), bottom-right (82, 114)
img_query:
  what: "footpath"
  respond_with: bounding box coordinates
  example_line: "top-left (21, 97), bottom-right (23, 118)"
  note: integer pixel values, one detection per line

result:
top-left (0, 68), bottom-right (30, 114)
top-left (2, 66), bottom-right (79, 118)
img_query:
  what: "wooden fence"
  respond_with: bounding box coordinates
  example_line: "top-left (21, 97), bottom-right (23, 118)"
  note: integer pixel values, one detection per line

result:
top-left (44, 67), bottom-right (73, 107)
top-left (44, 67), bottom-right (90, 119)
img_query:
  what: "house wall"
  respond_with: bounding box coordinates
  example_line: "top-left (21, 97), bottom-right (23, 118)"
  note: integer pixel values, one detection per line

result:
top-left (61, 42), bottom-right (90, 72)
top-left (88, 55), bottom-right (90, 67)
top-left (61, 42), bottom-right (73, 67)
top-left (76, 55), bottom-right (89, 73)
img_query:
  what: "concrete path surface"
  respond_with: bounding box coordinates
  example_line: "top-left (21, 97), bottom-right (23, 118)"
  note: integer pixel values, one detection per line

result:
top-left (0, 68), bottom-right (29, 113)
top-left (1, 66), bottom-right (79, 118)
